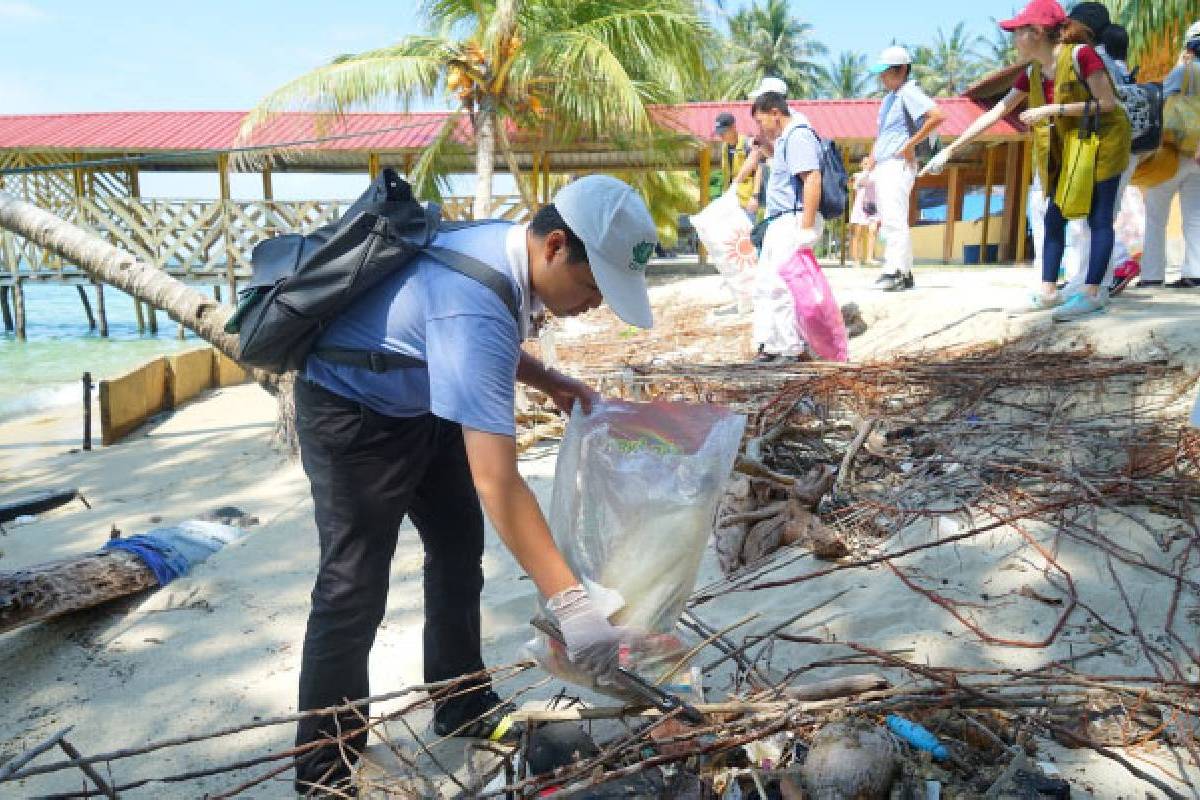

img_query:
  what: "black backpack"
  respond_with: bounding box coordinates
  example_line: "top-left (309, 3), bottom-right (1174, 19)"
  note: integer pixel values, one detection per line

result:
top-left (225, 169), bottom-right (517, 375)
top-left (783, 123), bottom-right (849, 220)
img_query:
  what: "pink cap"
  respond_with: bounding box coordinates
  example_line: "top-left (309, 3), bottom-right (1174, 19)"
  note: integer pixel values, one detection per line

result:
top-left (998, 0), bottom-right (1066, 31)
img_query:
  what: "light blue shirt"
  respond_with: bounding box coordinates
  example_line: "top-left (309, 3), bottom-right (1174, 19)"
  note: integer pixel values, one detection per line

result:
top-left (872, 81), bottom-right (936, 161)
top-left (304, 221), bottom-right (526, 436)
top-left (764, 114), bottom-right (822, 215)
top-left (1164, 63), bottom-right (1200, 98)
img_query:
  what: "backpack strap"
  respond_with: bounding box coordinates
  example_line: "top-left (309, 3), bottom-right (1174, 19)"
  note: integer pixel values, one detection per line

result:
top-left (781, 122), bottom-right (822, 214)
top-left (423, 244), bottom-right (520, 321)
top-left (312, 232), bottom-right (521, 373)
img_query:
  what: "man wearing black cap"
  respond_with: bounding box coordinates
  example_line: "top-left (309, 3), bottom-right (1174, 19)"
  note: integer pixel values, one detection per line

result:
top-left (715, 112), bottom-right (761, 219)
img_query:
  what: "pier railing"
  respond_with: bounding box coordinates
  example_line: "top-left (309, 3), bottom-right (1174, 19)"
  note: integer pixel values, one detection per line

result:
top-left (1, 194), bottom-right (531, 287)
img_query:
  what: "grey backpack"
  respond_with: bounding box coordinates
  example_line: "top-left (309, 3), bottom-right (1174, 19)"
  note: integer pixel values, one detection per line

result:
top-left (225, 169), bottom-right (517, 375)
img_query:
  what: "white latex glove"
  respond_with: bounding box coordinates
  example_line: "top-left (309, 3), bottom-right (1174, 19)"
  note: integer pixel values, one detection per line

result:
top-left (794, 225), bottom-right (821, 250)
top-left (547, 584), bottom-right (626, 678)
top-left (921, 147), bottom-right (952, 177)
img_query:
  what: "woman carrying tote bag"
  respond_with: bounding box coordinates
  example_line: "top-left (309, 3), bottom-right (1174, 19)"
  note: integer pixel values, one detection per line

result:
top-left (922, 0), bottom-right (1131, 321)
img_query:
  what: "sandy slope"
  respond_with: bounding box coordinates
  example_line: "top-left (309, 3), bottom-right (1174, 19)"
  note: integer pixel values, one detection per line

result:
top-left (1, 266), bottom-right (1197, 798)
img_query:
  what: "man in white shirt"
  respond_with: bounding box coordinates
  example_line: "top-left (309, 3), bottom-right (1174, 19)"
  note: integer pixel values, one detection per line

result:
top-left (749, 90), bottom-right (824, 362)
top-left (863, 46), bottom-right (945, 292)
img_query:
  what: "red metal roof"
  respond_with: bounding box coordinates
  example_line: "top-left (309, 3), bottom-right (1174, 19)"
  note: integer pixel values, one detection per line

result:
top-left (655, 98), bottom-right (1024, 140)
top-left (0, 98), bottom-right (1022, 153)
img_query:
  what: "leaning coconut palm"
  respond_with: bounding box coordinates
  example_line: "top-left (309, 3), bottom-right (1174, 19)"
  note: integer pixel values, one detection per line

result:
top-left (237, 0), bottom-right (711, 218)
top-left (0, 192), bottom-right (300, 445)
top-left (816, 51), bottom-right (872, 99)
top-left (722, 0), bottom-right (827, 99)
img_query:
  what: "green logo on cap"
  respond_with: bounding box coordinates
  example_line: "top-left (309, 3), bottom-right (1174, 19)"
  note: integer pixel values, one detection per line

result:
top-left (630, 241), bottom-right (654, 272)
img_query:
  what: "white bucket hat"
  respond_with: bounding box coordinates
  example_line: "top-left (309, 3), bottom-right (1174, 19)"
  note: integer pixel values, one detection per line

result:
top-left (1187, 20), bottom-right (1200, 41)
top-left (553, 176), bottom-right (657, 329)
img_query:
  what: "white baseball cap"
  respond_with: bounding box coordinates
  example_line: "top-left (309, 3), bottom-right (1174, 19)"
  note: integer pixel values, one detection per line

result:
top-left (748, 76), bottom-right (788, 99)
top-left (553, 175), bottom-right (657, 329)
top-left (869, 46), bottom-right (913, 74)
top-left (1187, 20), bottom-right (1200, 41)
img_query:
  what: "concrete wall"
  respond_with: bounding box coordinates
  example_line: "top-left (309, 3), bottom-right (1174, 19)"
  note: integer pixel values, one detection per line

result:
top-left (99, 347), bottom-right (250, 446)
top-left (99, 357), bottom-right (168, 446)
top-left (912, 215), bottom-right (1006, 263)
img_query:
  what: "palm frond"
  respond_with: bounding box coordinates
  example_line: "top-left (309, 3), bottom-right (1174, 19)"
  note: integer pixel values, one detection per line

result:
top-left (237, 38), bottom-right (452, 144)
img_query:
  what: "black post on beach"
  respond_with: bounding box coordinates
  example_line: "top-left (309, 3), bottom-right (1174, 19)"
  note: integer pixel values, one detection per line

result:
top-left (133, 295), bottom-right (145, 333)
top-left (0, 285), bottom-right (13, 332)
top-left (94, 281), bottom-right (108, 337)
top-left (76, 286), bottom-right (96, 330)
top-left (213, 284), bottom-right (222, 304)
top-left (12, 277), bottom-right (26, 341)
top-left (145, 301), bottom-right (158, 334)
top-left (82, 372), bottom-right (92, 451)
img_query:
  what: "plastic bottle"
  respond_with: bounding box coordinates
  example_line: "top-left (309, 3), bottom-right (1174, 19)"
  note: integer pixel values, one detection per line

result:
top-left (886, 714), bottom-right (949, 760)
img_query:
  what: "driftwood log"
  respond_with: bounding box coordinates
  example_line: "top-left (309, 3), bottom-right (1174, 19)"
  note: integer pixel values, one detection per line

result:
top-left (714, 465), bottom-right (842, 575)
top-left (0, 550), bottom-right (156, 634)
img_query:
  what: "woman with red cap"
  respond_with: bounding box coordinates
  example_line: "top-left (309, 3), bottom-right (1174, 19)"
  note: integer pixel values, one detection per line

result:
top-left (923, 0), bottom-right (1131, 322)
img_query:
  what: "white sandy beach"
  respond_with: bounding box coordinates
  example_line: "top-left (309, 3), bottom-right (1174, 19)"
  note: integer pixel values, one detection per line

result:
top-left (1, 266), bottom-right (1198, 798)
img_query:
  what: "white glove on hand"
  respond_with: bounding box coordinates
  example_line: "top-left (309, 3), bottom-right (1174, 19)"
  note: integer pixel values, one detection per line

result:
top-left (921, 148), bottom-right (952, 177)
top-left (547, 584), bottom-right (625, 679)
top-left (794, 225), bottom-right (821, 250)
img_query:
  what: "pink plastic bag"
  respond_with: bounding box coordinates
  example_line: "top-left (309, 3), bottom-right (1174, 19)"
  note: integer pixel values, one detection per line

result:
top-left (778, 247), bottom-right (849, 362)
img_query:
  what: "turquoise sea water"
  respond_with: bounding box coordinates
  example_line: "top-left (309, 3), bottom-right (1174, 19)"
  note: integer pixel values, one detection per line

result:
top-left (0, 283), bottom-right (198, 423)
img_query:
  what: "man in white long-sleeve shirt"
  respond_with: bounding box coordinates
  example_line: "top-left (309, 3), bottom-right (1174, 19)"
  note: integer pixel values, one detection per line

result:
top-left (863, 46), bottom-right (945, 292)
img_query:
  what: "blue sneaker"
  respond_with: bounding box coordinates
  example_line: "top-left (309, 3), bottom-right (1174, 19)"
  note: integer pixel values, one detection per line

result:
top-left (1051, 293), bottom-right (1106, 322)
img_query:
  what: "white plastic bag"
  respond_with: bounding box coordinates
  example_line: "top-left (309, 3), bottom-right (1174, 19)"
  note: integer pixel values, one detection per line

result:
top-left (691, 192), bottom-right (756, 311)
top-left (528, 400), bottom-right (746, 692)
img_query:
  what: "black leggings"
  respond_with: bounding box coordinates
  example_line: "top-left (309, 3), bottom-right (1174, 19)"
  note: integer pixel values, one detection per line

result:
top-left (1042, 175), bottom-right (1121, 287)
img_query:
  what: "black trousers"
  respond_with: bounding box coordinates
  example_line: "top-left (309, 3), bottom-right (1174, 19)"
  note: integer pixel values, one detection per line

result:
top-left (292, 378), bottom-right (488, 790)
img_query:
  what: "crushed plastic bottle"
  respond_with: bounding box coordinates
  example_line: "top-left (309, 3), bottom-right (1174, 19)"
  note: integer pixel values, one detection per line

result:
top-left (886, 714), bottom-right (949, 760)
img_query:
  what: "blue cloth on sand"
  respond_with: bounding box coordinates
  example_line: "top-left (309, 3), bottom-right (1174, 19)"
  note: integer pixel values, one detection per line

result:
top-left (103, 520), bottom-right (240, 586)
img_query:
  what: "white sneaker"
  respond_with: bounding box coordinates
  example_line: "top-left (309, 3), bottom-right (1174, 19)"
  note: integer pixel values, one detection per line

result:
top-left (1014, 291), bottom-right (1062, 313)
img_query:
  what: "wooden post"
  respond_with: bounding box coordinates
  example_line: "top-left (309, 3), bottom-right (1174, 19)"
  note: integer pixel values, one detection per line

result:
top-left (76, 286), bottom-right (96, 330)
top-left (128, 165), bottom-right (141, 198)
top-left (1015, 142), bottom-right (1033, 263)
top-left (94, 282), bottom-right (108, 337)
top-left (942, 166), bottom-right (960, 264)
top-left (12, 277), bottom-right (26, 341)
top-left (367, 153), bottom-right (381, 180)
top-left (999, 141), bottom-right (1021, 261)
top-left (980, 145), bottom-right (996, 264)
top-left (213, 284), bottom-right (223, 303)
top-left (177, 323), bottom-right (186, 340)
top-left (133, 295), bottom-right (145, 333)
top-left (529, 151), bottom-right (541, 209)
top-left (698, 146), bottom-right (711, 265)
top-left (82, 372), bottom-right (92, 451)
top-left (0, 285), bottom-right (13, 332)
top-left (261, 164), bottom-right (274, 201)
top-left (145, 302), bottom-right (158, 334)
top-left (217, 153), bottom-right (237, 300)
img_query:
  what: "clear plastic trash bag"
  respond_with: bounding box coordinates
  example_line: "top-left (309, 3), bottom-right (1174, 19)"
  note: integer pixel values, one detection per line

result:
top-left (525, 400), bottom-right (746, 693)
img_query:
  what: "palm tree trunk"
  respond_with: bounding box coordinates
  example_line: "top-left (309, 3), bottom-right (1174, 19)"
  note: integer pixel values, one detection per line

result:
top-left (473, 105), bottom-right (497, 219)
top-left (0, 192), bottom-right (295, 450)
top-left (0, 192), bottom-right (239, 359)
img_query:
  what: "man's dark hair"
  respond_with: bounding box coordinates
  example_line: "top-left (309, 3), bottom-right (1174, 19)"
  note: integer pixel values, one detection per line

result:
top-left (893, 63), bottom-right (912, 81)
top-left (1101, 24), bottom-right (1129, 61)
top-left (751, 91), bottom-right (790, 116)
top-left (529, 203), bottom-right (588, 264)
